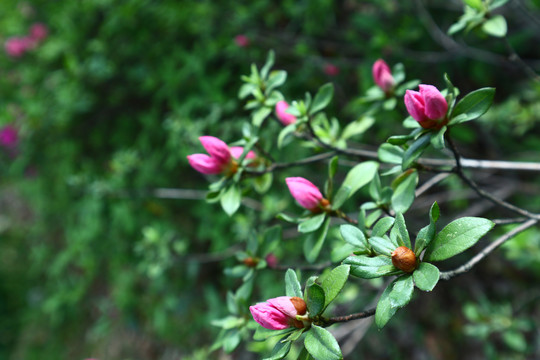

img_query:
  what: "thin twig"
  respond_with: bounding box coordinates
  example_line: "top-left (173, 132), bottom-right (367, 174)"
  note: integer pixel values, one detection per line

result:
top-left (440, 219), bottom-right (539, 280)
top-left (415, 173), bottom-right (451, 197)
top-left (323, 308), bottom-right (376, 326)
top-left (244, 151), bottom-right (337, 175)
top-left (272, 261), bottom-right (333, 271)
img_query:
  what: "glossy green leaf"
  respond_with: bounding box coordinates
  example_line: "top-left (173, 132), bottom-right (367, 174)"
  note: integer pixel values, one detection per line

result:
top-left (297, 347), bottom-right (316, 360)
top-left (266, 70), bottom-right (287, 92)
top-left (424, 217), bottom-right (495, 261)
top-left (450, 88), bottom-right (495, 124)
top-left (331, 185), bottom-right (352, 210)
top-left (304, 217), bottom-right (331, 263)
top-left (253, 327), bottom-right (294, 341)
top-left (464, 0), bottom-right (484, 11)
top-left (252, 106), bottom-right (272, 127)
top-left (402, 134), bottom-right (431, 170)
top-left (298, 213), bottom-right (327, 233)
top-left (321, 265), bottom-right (350, 309)
top-left (372, 216), bottom-right (395, 237)
top-left (221, 185), bottom-right (241, 216)
top-left (378, 143), bottom-right (404, 164)
top-left (344, 255), bottom-right (395, 279)
top-left (310, 83), bottom-right (334, 114)
top-left (304, 325), bottom-right (343, 360)
top-left (253, 172), bottom-right (273, 194)
top-left (368, 236), bottom-right (395, 256)
top-left (306, 283), bottom-right (325, 316)
top-left (391, 170), bottom-right (418, 214)
top-left (336, 161), bottom-right (379, 203)
top-left (339, 224), bottom-right (368, 250)
top-left (430, 126), bottom-right (447, 149)
top-left (388, 274), bottom-right (414, 308)
top-left (394, 212), bottom-right (411, 249)
top-left (375, 282), bottom-right (398, 329)
top-left (285, 269), bottom-right (303, 298)
top-left (263, 335), bottom-right (292, 360)
top-left (413, 262), bottom-right (440, 291)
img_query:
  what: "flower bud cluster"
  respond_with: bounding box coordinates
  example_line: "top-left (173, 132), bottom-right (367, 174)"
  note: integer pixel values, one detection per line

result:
top-left (404, 85), bottom-right (448, 129)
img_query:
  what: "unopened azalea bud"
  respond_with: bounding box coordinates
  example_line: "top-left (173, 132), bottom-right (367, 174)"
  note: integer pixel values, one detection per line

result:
top-left (188, 136), bottom-right (255, 175)
top-left (229, 146), bottom-right (256, 161)
top-left (391, 246), bottom-right (417, 273)
top-left (243, 257), bottom-right (258, 267)
top-left (372, 59), bottom-right (395, 93)
top-left (324, 63), bottom-right (340, 76)
top-left (234, 34), bottom-right (250, 47)
top-left (29, 23), bottom-right (48, 42)
top-left (275, 101), bottom-right (297, 126)
top-left (250, 296), bottom-right (307, 330)
top-left (285, 177), bottom-right (329, 212)
top-left (265, 253), bottom-right (278, 268)
top-left (404, 84), bottom-right (448, 129)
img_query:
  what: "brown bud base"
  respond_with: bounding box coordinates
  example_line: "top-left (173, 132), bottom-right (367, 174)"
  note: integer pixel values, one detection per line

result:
top-left (309, 198), bottom-right (331, 214)
top-left (242, 257), bottom-right (259, 267)
top-left (391, 246), bottom-right (417, 273)
top-left (290, 296), bottom-right (307, 315)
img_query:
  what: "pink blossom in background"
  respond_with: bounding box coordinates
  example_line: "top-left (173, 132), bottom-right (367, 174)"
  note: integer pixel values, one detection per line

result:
top-left (29, 23), bottom-right (48, 42)
top-left (372, 59), bottom-right (395, 92)
top-left (0, 125), bottom-right (19, 148)
top-left (265, 253), bottom-right (278, 268)
top-left (323, 63), bottom-right (340, 76)
top-left (234, 34), bottom-right (250, 47)
top-left (275, 100), bottom-right (297, 126)
top-left (404, 84), bottom-right (448, 129)
top-left (4, 37), bottom-right (31, 57)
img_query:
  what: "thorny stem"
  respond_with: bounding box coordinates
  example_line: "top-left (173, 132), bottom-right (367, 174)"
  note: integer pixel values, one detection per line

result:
top-left (440, 218), bottom-right (539, 280)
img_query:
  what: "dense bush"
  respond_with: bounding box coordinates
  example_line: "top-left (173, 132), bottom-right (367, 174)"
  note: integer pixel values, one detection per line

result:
top-left (0, 0), bottom-right (539, 359)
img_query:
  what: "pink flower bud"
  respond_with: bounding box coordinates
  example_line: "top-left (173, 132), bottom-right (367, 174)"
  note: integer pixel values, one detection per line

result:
top-left (229, 146), bottom-right (256, 160)
top-left (250, 296), bottom-right (306, 330)
top-left (0, 125), bottom-right (19, 148)
top-left (186, 154), bottom-right (224, 175)
top-left (323, 63), bottom-right (340, 76)
top-left (275, 101), bottom-right (297, 126)
top-left (404, 84), bottom-right (448, 129)
top-left (372, 59), bottom-right (395, 92)
top-left (265, 253), bottom-right (278, 268)
top-left (286, 177), bottom-right (327, 212)
top-left (234, 34), bottom-right (250, 47)
top-left (199, 136), bottom-right (231, 165)
top-left (29, 23), bottom-right (48, 42)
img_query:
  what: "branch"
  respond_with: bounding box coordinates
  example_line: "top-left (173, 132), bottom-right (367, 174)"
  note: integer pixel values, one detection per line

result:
top-left (446, 133), bottom-right (540, 220)
top-left (244, 151), bottom-right (337, 176)
top-left (440, 218), bottom-right (538, 280)
top-left (322, 308), bottom-right (376, 326)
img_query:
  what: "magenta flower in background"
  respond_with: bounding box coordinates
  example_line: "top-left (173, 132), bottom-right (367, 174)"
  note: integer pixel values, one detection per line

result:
top-left (324, 63), bottom-right (340, 76)
top-left (0, 125), bottom-right (19, 148)
top-left (372, 59), bottom-right (395, 92)
top-left (29, 23), bottom-right (48, 42)
top-left (265, 253), bottom-right (278, 268)
top-left (234, 34), bottom-right (250, 47)
top-left (275, 100), bottom-right (297, 126)
top-left (4, 37), bottom-right (31, 57)
top-left (404, 84), bottom-right (448, 129)
top-left (286, 177), bottom-right (328, 212)
top-left (250, 296), bottom-right (306, 330)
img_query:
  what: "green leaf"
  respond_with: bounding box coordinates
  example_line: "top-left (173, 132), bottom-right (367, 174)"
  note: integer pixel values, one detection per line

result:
top-left (260, 50), bottom-right (275, 80)
top-left (328, 156), bottom-right (339, 180)
top-left (304, 325), bottom-right (343, 360)
top-left (341, 116), bottom-right (375, 140)
top-left (414, 202), bottom-right (439, 255)
top-left (310, 83), bottom-right (334, 114)
top-left (304, 218), bottom-right (331, 263)
top-left (391, 170), bottom-right (418, 214)
top-left (430, 126), bottom-right (447, 150)
top-left (285, 269), bottom-right (303, 298)
top-left (402, 134), bottom-right (431, 170)
top-left (331, 185), bottom-right (352, 210)
top-left (372, 216), bottom-right (395, 237)
top-left (450, 88), bottom-right (495, 124)
top-left (368, 236), bottom-right (395, 256)
top-left (378, 143), bottom-right (404, 164)
top-left (489, 0), bottom-right (510, 10)
top-left (344, 255), bottom-right (395, 279)
top-left (254, 327), bottom-right (294, 341)
top-left (253, 172), bottom-right (273, 194)
top-left (375, 282), bottom-right (398, 329)
top-left (339, 224), bottom-right (368, 250)
top-left (298, 213), bottom-right (327, 233)
top-left (263, 335), bottom-right (292, 360)
top-left (320, 265), bottom-right (350, 309)
top-left (388, 274), bottom-right (414, 308)
top-left (464, 0), bottom-right (484, 11)
top-left (277, 122), bottom-right (297, 149)
top-left (221, 185), bottom-right (241, 216)
top-left (252, 106), bottom-right (272, 127)
top-left (306, 283), bottom-right (326, 316)
top-left (482, 15), bottom-right (507, 37)
top-left (266, 70), bottom-right (287, 92)
top-left (335, 161), bottom-right (379, 204)
top-left (296, 347), bottom-right (316, 360)
top-left (424, 217), bottom-right (495, 261)
top-left (223, 329), bottom-right (242, 353)
top-left (413, 262), bottom-right (440, 291)
top-left (394, 213), bottom-right (411, 249)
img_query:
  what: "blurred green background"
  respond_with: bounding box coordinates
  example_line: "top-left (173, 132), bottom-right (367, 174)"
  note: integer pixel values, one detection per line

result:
top-left (0, 0), bottom-right (539, 359)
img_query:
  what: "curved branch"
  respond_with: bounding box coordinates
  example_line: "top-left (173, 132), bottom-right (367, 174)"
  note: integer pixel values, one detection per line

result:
top-left (323, 308), bottom-right (376, 326)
